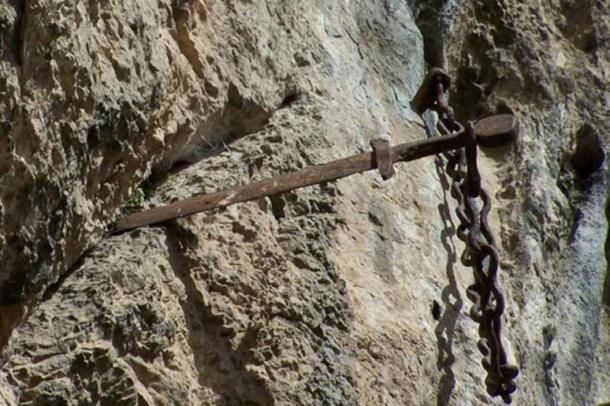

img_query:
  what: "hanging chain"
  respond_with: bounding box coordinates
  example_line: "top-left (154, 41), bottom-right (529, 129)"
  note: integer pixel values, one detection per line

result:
top-left (425, 70), bottom-right (519, 403)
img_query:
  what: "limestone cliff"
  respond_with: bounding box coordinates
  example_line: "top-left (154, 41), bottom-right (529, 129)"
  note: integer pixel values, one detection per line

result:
top-left (0, 0), bottom-right (609, 405)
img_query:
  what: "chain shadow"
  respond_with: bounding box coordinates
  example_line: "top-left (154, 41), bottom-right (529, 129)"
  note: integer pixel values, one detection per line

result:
top-left (433, 155), bottom-right (463, 406)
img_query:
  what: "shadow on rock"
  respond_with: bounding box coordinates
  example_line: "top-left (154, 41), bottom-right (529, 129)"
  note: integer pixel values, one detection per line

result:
top-left (433, 155), bottom-right (463, 406)
top-left (165, 224), bottom-right (274, 406)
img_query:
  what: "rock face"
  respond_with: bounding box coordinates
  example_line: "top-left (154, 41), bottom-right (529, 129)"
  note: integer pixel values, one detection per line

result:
top-left (1, 0), bottom-right (609, 405)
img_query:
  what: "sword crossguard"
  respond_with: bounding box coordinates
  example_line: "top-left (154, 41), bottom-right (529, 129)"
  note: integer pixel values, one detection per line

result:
top-left (370, 138), bottom-right (396, 181)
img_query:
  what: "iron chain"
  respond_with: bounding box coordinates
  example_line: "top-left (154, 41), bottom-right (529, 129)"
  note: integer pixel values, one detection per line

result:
top-left (427, 70), bottom-right (519, 403)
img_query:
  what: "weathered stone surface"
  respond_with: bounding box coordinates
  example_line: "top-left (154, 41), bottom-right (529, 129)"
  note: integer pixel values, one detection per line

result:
top-left (442, 1), bottom-right (610, 404)
top-left (1, 0), bottom-right (609, 405)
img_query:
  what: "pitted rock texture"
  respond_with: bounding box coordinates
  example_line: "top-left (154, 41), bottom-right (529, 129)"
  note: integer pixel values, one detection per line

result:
top-left (443, 1), bottom-right (610, 404)
top-left (1, 0), bottom-right (610, 405)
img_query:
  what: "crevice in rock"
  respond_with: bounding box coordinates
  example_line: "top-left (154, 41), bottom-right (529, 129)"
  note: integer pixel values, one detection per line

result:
top-left (41, 246), bottom-right (95, 302)
top-left (164, 223), bottom-right (274, 406)
top-left (140, 84), bottom-right (273, 201)
top-left (410, 0), bottom-right (449, 69)
top-left (278, 92), bottom-right (300, 109)
top-left (224, 84), bottom-right (273, 141)
top-left (269, 194), bottom-right (286, 221)
top-left (0, 302), bottom-right (25, 358)
top-left (163, 84), bottom-right (271, 168)
top-left (571, 124), bottom-right (605, 180)
top-left (1, 228), bottom-right (95, 354)
top-left (603, 199), bottom-right (610, 308)
top-left (541, 324), bottom-right (559, 404)
top-left (0, 237), bottom-right (26, 306)
top-left (12, 0), bottom-right (26, 68)
top-left (412, 0), bottom-right (464, 70)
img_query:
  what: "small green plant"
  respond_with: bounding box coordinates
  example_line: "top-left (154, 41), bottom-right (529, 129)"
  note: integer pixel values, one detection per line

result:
top-left (127, 187), bottom-right (146, 209)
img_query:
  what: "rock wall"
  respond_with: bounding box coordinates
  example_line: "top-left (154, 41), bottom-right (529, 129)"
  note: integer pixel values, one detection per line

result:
top-left (1, 0), bottom-right (609, 405)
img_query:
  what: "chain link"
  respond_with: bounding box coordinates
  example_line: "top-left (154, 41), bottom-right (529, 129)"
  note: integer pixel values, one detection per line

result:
top-left (426, 70), bottom-right (519, 403)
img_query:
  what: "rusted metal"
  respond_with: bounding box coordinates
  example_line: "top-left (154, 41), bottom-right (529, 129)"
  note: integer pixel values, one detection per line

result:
top-left (412, 67), bottom-right (451, 115)
top-left (370, 138), bottom-right (396, 180)
top-left (111, 65), bottom-right (520, 402)
top-left (419, 68), bottom-right (519, 403)
top-left (113, 132), bottom-right (469, 233)
top-left (112, 117), bottom-right (518, 234)
top-left (475, 114), bottom-right (519, 148)
top-left (465, 121), bottom-right (481, 197)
